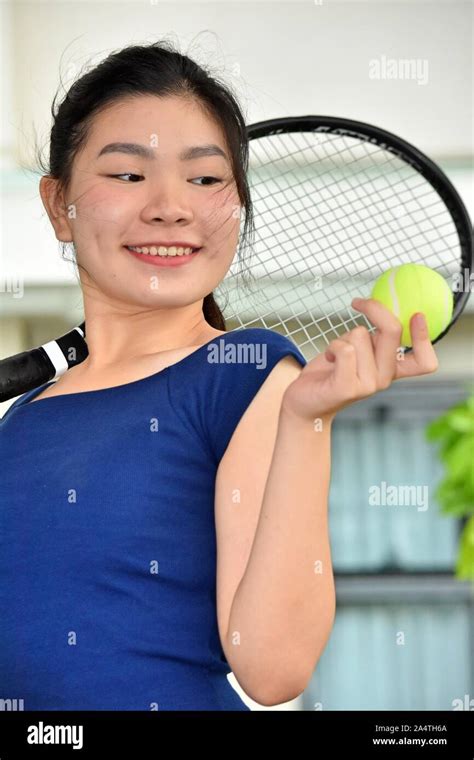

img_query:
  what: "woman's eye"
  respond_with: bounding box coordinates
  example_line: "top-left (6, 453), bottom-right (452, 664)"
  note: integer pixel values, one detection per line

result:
top-left (108, 174), bottom-right (143, 182)
top-left (190, 176), bottom-right (222, 186)
top-left (107, 174), bottom-right (222, 186)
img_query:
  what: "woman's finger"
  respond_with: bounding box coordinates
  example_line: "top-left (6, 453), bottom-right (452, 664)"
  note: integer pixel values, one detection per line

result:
top-left (351, 298), bottom-right (403, 387)
top-left (393, 312), bottom-right (440, 379)
top-left (325, 338), bottom-right (359, 395)
top-left (337, 326), bottom-right (378, 392)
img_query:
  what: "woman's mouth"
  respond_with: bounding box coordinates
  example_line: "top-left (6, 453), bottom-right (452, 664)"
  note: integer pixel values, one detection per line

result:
top-left (124, 244), bottom-right (202, 267)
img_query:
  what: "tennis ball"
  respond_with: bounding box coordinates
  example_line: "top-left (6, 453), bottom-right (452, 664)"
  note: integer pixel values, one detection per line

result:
top-left (370, 264), bottom-right (454, 347)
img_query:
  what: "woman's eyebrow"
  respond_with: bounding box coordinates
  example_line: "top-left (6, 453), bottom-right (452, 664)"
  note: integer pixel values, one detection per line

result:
top-left (96, 142), bottom-right (228, 161)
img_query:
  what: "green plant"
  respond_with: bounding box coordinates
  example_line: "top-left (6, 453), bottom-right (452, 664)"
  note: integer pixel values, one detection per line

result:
top-left (425, 385), bottom-right (474, 581)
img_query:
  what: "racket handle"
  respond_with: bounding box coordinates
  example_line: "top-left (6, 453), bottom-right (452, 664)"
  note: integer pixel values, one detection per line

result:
top-left (0, 322), bottom-right (88, 402)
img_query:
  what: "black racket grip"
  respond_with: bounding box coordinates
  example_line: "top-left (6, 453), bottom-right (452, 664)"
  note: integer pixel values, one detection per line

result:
top-left (0, 323), bottom-right (88, 403)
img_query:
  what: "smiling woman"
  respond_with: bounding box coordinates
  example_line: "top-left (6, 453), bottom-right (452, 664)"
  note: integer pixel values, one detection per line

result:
top-left (35, 38), bottom-right (255, 344)
top-left (0, 38), bottom-right (313, 713)
top-left (40, 103), bottom-right (238, 334)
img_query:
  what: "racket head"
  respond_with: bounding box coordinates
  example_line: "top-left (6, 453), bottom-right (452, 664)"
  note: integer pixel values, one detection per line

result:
top-left (215, 115), bottom-right (473, 358)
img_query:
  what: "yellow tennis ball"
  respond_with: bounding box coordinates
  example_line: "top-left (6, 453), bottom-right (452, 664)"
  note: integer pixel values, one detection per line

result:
top-left (370, 264), bottom-right (454, 347)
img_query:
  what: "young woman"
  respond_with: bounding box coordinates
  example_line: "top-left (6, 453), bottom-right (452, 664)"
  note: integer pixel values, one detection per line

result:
top-left (0, 41), bottom-right (439, 711)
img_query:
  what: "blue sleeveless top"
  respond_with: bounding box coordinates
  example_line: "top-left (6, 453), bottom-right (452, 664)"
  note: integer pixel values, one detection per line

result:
top-left (0, 328), bottom-right (306, 710)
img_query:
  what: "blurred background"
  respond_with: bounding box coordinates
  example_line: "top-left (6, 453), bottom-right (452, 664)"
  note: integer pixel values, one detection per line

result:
top-left (1, 0), bottom-right (473, 711)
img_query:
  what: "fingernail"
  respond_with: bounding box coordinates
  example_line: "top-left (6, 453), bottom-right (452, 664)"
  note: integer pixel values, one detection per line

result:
top-left (413, 312), bottom-right (426, 327)
top-left (352, 298), bottom-right (364, 306)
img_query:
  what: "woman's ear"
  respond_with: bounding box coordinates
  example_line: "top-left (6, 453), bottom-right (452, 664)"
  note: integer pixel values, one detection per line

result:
top-left (39, 175), bottom-right (74, 243)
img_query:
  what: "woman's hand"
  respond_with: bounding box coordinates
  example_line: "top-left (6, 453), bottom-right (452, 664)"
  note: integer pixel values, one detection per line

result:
top-left (282, 297), bottom-right (440, 423)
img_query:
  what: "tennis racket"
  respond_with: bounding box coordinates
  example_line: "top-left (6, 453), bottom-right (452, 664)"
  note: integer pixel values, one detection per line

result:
top-left (1, 115), bottom-right (472, 403)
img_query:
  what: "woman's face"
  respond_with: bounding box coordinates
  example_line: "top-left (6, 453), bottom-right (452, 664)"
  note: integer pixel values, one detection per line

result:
top-left (46, 95), bottom-right (242, 312)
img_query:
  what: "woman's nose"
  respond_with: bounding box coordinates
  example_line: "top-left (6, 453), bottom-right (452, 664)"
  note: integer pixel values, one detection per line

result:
top-left (142, 182), bottom-right (194, 223)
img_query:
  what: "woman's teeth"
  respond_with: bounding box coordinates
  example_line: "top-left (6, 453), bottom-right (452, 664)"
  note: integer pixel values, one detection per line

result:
top-left (126, 245), bottom-right (196, 257)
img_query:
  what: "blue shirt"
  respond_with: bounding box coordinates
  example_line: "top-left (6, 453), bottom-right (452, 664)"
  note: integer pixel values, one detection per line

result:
top-left (0, 327), bottom-right (306, 710)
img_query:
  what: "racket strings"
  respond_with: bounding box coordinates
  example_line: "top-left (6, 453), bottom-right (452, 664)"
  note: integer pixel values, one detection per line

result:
top-left (216, 129), bottom-right (462, 356)
top-left (247, 184), bottom-right (456, 298)
top-left (248, 308), bottom-right (369, 352)
top-left (252, 138), bottom-right (455, 269)
top-left (253, 170), bottom-right (451, 247)
top-left (251, 184), bottom-right (457, 278)
top-left (250, 183), bottom-right (456, 272)
top-left (251, 184), bottom-right (453, 280)
top-left (228, 266), bottom-right (371, 343)
top-left (256, 130), bottom-right (455, 250)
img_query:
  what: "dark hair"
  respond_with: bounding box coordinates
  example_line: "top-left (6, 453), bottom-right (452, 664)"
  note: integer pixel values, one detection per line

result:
top-left (34, 38), bottom-right (255, 331)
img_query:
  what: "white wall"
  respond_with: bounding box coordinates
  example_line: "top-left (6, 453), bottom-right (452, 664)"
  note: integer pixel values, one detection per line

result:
top-left (8, 0), bottom-right (474, 165)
